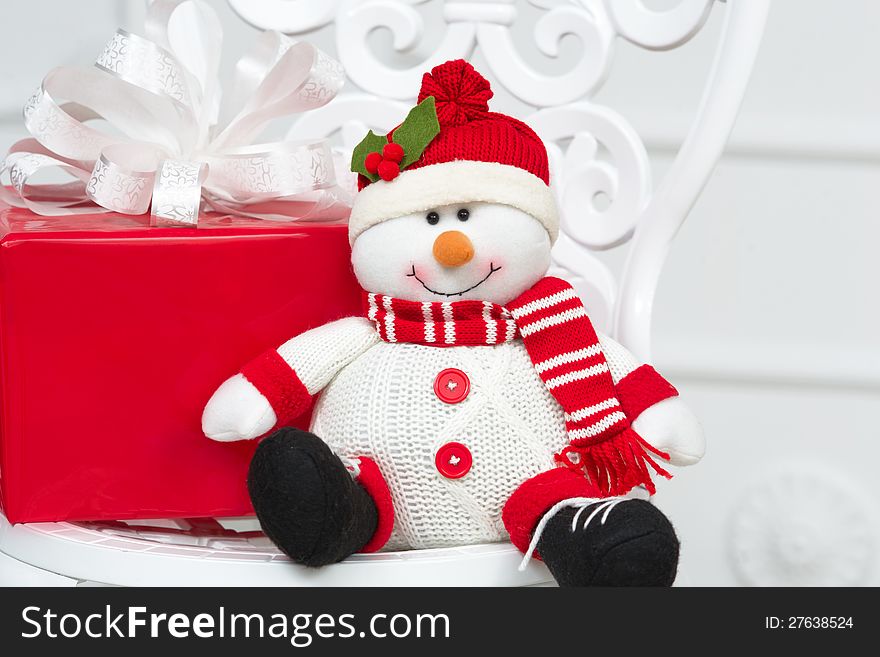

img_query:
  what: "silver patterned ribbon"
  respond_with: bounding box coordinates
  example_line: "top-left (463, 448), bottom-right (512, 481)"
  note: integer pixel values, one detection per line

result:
top-left (0, 0), bottom-right (347, 226)
top-left (150, 159), bottom-right (206, 226)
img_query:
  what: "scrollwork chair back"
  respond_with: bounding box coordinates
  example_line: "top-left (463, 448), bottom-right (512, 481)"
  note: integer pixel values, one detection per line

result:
top-left (229, 0), bottom-right (769, 360)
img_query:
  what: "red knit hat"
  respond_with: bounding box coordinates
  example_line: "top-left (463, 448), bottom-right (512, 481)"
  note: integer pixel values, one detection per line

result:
top-left (348, 60), bottom-right (558, 244)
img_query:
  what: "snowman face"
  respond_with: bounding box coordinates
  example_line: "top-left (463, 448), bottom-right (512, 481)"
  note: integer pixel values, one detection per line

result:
top-left (351, 202), bottom-right (551, 304)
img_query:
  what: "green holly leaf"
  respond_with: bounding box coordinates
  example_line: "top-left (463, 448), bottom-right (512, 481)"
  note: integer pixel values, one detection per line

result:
top-left (349, 97), bottom-right (440, 183)
top-left (392, 97), bottom-right (441, 169)
top-left (350, 130), bottom-right (387, 182)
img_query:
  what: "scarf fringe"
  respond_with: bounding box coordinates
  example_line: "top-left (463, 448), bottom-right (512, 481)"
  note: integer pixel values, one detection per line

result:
top-left (555, 428), bottom-right (672, 496)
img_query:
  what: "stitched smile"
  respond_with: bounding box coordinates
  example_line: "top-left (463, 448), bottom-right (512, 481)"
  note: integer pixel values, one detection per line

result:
top-left (407, 263), bottom-right (502, 297)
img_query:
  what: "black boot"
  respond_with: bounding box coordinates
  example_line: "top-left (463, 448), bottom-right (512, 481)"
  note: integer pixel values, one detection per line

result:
top-left (247, 428), bottom-right (378, 567)
top-left (536, 499), bottom-right (680, 587)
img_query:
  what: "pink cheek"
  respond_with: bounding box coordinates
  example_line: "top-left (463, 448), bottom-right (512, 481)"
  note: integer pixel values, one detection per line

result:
top-left (476, 256), bottom-right (501, 272)
top-left (406, 263), bottom-right (426, 288)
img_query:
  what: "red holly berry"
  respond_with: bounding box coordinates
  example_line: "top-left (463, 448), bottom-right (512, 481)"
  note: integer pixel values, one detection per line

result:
top-left (382, 142), bottom-right (405, 164)
top-left (377, 159), bottom-right (400, 181)
top-left (364, 151), bottom-right (383, 174)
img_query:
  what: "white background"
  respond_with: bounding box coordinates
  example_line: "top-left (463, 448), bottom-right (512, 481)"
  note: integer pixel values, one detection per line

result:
top-left (1, 0), bottom-right (878, 586)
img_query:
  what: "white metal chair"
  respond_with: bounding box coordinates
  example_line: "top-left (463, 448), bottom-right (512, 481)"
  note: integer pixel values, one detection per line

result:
top-left (0, 0), bottom-right (768, 586)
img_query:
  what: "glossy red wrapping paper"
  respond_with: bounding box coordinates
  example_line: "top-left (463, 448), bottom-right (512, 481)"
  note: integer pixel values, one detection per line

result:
top-left (0, 208), bottom-right (360, 523)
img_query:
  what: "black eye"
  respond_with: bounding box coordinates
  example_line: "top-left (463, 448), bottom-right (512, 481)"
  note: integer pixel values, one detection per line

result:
top-left (426, 211), bottom-right (440, 225)
top-left (457, 208), bottom-right (470, 221)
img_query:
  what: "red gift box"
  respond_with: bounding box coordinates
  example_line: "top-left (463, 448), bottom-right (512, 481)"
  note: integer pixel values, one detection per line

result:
top-left (0, 207), bottom-right (361, 523)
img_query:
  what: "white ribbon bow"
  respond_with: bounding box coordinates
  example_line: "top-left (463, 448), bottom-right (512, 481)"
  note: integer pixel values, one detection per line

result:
top-left (0, 0), bottom-right (347, 225)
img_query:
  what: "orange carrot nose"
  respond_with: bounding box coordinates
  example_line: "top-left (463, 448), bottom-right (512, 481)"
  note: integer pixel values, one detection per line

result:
top-left (433, 230), bottom-right (474, 267)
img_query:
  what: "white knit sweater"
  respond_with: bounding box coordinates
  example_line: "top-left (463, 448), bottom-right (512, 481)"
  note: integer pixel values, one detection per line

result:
top-left (277, 317), bottom-right (641, 550)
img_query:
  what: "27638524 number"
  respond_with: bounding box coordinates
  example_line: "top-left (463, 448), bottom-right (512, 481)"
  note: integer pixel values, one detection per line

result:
top-left (765, 617), bottom-right (853, 629)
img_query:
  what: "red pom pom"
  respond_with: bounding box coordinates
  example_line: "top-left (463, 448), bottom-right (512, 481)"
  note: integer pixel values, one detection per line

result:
top-left (377, 160), bottom-right (400, 181)
top-left (382, 142), bottom-right (405, 164)
top-left (418, 59), bottom-right (493, 127)
top-left (364, 151), bottom-right (382, 174)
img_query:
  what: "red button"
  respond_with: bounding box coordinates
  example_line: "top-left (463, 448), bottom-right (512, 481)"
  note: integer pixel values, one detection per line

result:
top-left (435, 442), bottom-right (472, 479)
top-left (433, 368), bottom-right (470, 404)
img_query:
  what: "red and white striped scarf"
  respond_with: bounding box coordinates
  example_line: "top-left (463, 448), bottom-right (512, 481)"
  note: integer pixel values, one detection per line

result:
top-left (364, 277), bottom-right (670, 496)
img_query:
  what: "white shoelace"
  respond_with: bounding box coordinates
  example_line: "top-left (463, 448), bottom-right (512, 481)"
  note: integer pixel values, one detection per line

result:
top-left (570, 498), bottom-right (624, 532)
top-left (517, 496), bottom-right (625, 571)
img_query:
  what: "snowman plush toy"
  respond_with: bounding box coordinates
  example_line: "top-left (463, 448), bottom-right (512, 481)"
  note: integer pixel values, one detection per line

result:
top-left (203, 60), bottom-right (704, 586)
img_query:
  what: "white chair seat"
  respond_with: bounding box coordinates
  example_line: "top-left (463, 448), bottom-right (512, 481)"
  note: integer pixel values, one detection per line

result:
top-left (0, 512), bottom-right (552, 587)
